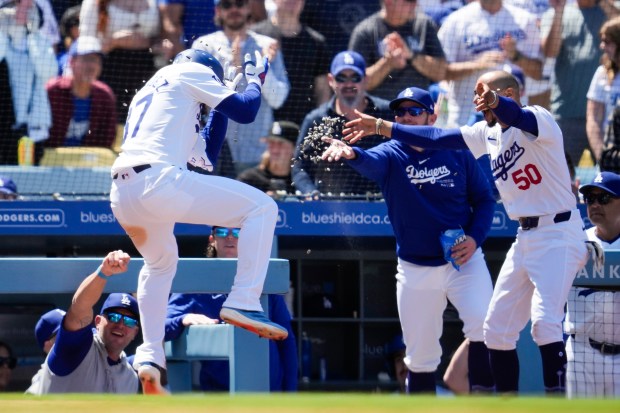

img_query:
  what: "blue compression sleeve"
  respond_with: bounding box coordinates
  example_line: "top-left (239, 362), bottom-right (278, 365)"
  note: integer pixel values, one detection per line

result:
top-left (47, 324), bottom-right (94, 376)
top-left (492, 96), bottom-right (538, 136)
top-left (200, 110), bottom-right (228, 165)
top-left (391, 124), bottom-right (469, 150)
top-left (214, 83), bottom-right (262, 124)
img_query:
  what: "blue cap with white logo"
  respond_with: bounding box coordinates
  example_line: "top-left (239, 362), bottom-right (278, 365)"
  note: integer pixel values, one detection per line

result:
top-left (100, 293), bottom-right (140, 319)
top-left (389, 87), bottom-right (435, 113)
top-left (579, 171), bottom-right (620, 196)
top-left (330, 51), bottom-right (366, 77)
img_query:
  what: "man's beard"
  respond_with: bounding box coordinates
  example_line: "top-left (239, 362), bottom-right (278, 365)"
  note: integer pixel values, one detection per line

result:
top-left (483, 110), bottom-right (497, 127)
top-left (340, 91), bottom-right (363, 109)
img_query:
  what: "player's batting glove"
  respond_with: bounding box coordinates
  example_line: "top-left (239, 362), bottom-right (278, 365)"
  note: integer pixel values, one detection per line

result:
top-left (188, 137), bottom-right (214, 172)
top-left (243, 50), bottom-right (269, 87)
top-left (585, 240), bottom-right (605, 272)
top-left (223, 61), bottom-right (242, 91)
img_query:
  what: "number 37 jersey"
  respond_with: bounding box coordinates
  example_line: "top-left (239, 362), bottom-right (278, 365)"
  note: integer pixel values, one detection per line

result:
top-left (460, 106), bottom-right (575, 220)
top-left (113, 62), bottom-right (235, 171)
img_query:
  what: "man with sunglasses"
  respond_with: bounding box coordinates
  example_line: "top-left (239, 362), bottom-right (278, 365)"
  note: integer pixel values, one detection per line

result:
top-left (565, 171), bottom-right (620, 397)
top-left (320, 87), bottom-right (496, 394)
top-left (341, 70), bottom-right (600, 395)
top-left (27, 250), bottom-right (142, 395)
top-left (164, 226), bottom-right (297, 392)
top-left (292, 51), bottom-right (391, 198)
top-left (0, 341), bottom-right (16, 391)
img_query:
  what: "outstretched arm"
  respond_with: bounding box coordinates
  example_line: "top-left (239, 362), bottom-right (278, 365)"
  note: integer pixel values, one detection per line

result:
top-left (343, 110), bottom-right (467, 150)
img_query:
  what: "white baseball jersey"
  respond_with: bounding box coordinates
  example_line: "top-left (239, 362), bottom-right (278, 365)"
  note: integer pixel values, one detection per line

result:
top-left (565, 227), bottom-right (620, 397)
top-left (460, 105), bottom-right (575, 219)
top-left (112, 62), bottom-right (235, 173)
top-left (438, 2), bottom-right (541, 127)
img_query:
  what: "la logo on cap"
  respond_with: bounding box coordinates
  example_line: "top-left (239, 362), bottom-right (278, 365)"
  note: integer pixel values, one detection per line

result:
top-left (121, 294), bottom-right (132, 306)
top-left (594, 173), bottom-right (604, 183)
top-left (272, 122), bottom-right (282, 136)
top-left (343, 53), bottom-right (355, 64)
top-left (404, 88), bottom-right (414, 97)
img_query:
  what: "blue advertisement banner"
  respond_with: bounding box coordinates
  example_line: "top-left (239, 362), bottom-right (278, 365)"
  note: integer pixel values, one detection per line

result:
top-left (0, 200), bottom-right (589, 237)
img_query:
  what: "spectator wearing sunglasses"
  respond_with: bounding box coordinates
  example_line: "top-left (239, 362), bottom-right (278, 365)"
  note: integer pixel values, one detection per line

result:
top-left (27, 250), bottom-right (141, 395)
top-left (565, 171), bottom-right (620, 397)
top-left (0, 341), bottom-right (16, 391)
top-left (292, 51), bottom-right (392, 198)
top-left (348, 0), bottom-right (447, 101)
top-left (320, 86), bottom-right (495, 394)
top-left (164, 226), bottom-right (298, 391)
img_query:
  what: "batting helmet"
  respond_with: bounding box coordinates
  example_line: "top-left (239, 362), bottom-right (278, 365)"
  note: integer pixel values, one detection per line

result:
top-left (173, 49), bottom-right (224, 82)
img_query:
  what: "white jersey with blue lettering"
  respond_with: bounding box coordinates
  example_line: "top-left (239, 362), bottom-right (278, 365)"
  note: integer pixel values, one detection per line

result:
top-left (112, 62), bottom-right (235, 172)
top-left (438, 2), bottom-right (541, 127)
top-left (460, 105), bottom-right (575, 220)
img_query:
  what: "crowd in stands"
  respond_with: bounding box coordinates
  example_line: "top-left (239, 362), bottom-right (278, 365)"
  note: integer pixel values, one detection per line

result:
top-left (0, 0), bottom-right (619, 197)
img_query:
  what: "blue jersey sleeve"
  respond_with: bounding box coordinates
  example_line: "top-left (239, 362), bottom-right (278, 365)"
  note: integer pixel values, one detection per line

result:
top-left (463, 153), bottom-right (496, 248)
top-left (165, 294), bottom-right (197, 341)
top-left (492, 96), bottom-right (538, 136)
top-left (200, 110), bottom-right (228, 167)
top-left (214, 83), bottom-right (262, 124)
top-left (268, 295), bottom-right (298, 392)
top-left (347, 145), bottom-right (391, 184)
top-left (47, 323), bottom-right (95, 376)
top-left (391, 124), bottom-right (469, 150)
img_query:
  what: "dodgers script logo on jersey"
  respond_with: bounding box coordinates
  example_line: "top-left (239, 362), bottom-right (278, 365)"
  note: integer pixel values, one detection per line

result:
top-left (465, 28), bottom-right (527, 54)
top-left (490, 142), bottom-right (525, 182)
top-left (406, 164), bottom-right (453, 186)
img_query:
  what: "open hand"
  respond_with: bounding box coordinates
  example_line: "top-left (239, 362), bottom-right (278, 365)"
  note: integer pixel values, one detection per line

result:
top-left (342, 110), bottom-right (379, 144)
top-left (321, 137), bottom-right (356, 162)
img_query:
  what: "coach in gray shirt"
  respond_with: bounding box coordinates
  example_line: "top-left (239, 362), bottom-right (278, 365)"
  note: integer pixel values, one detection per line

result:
top-left (27, 250), bottom-right (140, 394)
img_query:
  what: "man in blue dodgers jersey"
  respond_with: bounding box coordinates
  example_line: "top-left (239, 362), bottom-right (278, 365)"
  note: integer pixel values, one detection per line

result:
top-left (26, 250), bottom-right (140, 394)
top-left (109, 49), bottom-right (287, 395)
top-left (342, 70), bottom-right (602, 394)
top-left (321, 87), bottom-right (496, 394)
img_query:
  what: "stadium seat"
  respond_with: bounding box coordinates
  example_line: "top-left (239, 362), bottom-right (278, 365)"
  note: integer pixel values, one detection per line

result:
top-left (40, 147), bottom-right (118, 167)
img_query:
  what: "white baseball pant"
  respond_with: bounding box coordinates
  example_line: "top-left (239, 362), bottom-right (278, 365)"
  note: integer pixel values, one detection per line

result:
top-left (396, 249), bottom-right (493, 372)
top-left (484, 214), bottom-right (587, 350)
top-left (110, 164), bottom-right (278, 367)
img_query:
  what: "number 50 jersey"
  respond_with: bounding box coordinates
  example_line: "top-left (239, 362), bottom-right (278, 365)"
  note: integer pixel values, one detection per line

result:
top-left (460, 105), bottom-right (575, 220)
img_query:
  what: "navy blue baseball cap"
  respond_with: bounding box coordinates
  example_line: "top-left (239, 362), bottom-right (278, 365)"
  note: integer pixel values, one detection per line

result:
top-left (389, 87), bottom-right (435, 113)
top-left (330, 51), bottom-right (366, 77)
top-left (100, 293), bottom-right (140, 319)
top-left (34, 308), bottom-right (66, 350)
top-left (0, 176), bottom-right (17, 196)
top-left (579, 171), bottom-right (620, 196)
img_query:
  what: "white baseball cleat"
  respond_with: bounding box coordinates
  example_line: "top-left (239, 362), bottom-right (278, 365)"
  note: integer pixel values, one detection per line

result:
top-left (138, 362), bottom-right (170, 395)
top-left (220, 307), bottom-right (288, 340)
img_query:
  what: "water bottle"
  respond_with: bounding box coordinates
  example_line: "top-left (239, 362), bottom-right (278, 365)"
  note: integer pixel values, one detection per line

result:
top-left (301, 332), bottom-right (311, 383)
top-left (18, 136), bottom-right (34, 166)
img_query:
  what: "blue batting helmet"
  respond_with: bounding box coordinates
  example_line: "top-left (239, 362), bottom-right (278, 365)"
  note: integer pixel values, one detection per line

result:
top-left (173, 49), bottom-right (224, 82)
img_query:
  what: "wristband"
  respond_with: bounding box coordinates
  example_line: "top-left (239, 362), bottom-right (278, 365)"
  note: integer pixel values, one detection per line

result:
top-left (375, 118), bottom-right (384, 136)
top-left (96, 265), bottom-right (107, 280)
top-left (487, 91), bottom-right (498, 108)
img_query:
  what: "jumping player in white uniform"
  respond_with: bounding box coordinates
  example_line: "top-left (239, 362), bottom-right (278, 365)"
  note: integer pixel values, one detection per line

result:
top-left (342, 70), bottom-right (597, 394)
top-left (110, 49), bottom-right (287, 395)
top-left (320, 87), bottom-right (496, 394)
top-left (566, 172), bottom-right (620, 398)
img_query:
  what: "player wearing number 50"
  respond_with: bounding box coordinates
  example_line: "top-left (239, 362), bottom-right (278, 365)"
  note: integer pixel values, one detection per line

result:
top-left (322, 87), bottom-right (495, 394)
top-left (343, 70), bottom-right (593, 395)
top-left (110, 49), bottom-right (287, 395)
